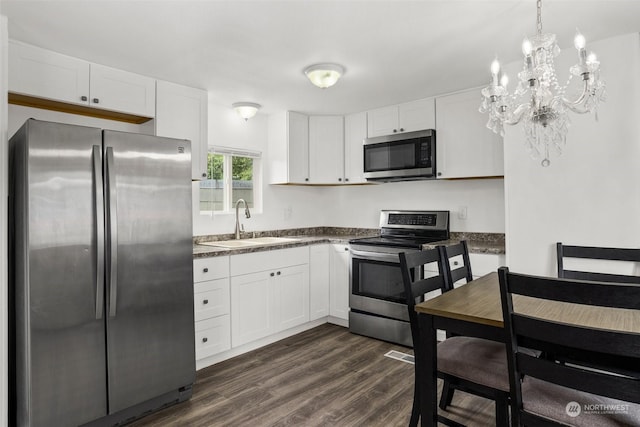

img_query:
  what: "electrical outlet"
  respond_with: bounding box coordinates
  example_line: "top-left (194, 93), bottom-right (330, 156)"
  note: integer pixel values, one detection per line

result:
top-left (458, 206), bottom-right (468, 220)
top-left (283, 206), bottom-right (292, 221)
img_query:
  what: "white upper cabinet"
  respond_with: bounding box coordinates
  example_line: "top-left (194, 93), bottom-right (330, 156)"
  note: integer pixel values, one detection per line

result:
top-left (8, 40), bottom-right (155, 120)
top-left (89, 63), bottom-right (155, 117)
top-left (367, 97), bottom-right (435, 137)
top-left (155, 80), bottom-right (208, 180)
top-left (9, 40), bottom-right (90, 106)
top-left (268, 111), bottom-right (309, 184)
top-left (435, 88), bottom-right (504, 179)
top-left (344, 112), bottom-right (367, 184)
top-left (309, 115), bottom-right (344, 184)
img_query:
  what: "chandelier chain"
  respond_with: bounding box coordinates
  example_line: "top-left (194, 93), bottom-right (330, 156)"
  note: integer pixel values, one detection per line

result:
top-left (536, 0), bottom-right (543, 35)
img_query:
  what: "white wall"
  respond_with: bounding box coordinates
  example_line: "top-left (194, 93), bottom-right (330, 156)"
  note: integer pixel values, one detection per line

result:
top-left (504, 32), bottom-right (640, 275)
top-left (323, 178), bottom-right (505, 232)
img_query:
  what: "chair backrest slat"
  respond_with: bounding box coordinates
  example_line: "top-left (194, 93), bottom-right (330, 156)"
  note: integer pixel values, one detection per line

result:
top-left (441, 241), bottom-right (473, 289)
top-left (507, 272), bottom-right (640, 309)
top-left (557, 242), bottom-right (640, 284)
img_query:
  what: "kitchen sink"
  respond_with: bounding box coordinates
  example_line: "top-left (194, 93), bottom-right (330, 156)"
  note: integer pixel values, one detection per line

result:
top-left (199, 236), bottom-right (299, 249)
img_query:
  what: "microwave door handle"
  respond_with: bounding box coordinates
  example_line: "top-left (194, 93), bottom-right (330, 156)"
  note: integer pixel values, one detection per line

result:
top-left (349, 249), bottom-right (401, 263)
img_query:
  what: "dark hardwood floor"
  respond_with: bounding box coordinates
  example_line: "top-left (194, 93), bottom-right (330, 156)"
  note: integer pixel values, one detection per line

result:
top-left (130, 324), bottom-right (495, 426)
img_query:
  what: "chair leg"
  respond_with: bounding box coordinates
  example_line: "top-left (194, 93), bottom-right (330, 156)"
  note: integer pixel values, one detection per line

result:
top-left (409, 379), bottom-right (420, 427)
top-left (438, 379), bottom-right (455, 411)
top-left (495, 395), bottom-right (509, 427)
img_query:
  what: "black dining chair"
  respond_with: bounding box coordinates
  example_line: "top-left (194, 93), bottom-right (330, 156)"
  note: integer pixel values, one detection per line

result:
top-left (556, 242), bottom-right (640, 284)
top-left (438, 241), bottom-right (511, 424)
top-left (498, 267), bottom-right (640, 426)
top-left (399, 247), bottom-right (510, 427)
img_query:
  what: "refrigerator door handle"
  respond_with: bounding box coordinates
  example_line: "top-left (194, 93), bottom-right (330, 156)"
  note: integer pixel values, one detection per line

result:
top-left (106, 146), bottom-right (118, 317)
top-left (93, 146), bottom-right (105, 319)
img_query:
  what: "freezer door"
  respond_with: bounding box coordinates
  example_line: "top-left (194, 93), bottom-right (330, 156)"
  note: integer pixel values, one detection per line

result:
top-left (10, 119), bottom-right (107, 426)
top-left (103, 131), bottom-right (195, 413)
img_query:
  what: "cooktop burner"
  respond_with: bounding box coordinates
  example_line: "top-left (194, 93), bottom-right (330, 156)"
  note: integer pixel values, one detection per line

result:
top-left (350, 210), bottom-right (450, 249)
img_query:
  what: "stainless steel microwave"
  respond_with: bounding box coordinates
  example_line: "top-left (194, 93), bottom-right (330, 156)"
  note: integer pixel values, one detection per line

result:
top-left (363, 129), bottom-right (436, 182)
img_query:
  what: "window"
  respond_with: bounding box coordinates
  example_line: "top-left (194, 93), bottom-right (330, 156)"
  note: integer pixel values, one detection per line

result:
top-left (199, 147), bottom-right (261, 213)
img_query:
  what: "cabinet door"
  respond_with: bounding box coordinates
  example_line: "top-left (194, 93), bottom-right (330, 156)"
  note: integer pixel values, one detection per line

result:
top-left (367, 105), bottom-right (398, 137)
top-left (309, 115), bottom-right (344, 184)
top-left (329, 244), bottom-right (351, 320)
top-left (89, 63), bottom-right (156, 117)
top-left (399, 98), bottom-right (435, 133)
top-left (344, 112), bottom-right (367, 184)
top-left (275, 264), bottom-right (310, 331)
top-left (435, 89), bottom-right (504, 178)
top-left (309, 244), bottom-right (330, 320)
top-left (288, 111), bottom-right (310, 183)
top-left (231, 271), bottom-right (274, 347)
top-left (9, 40), bottom-right (90, 106)
top-left (156, 81), bottom-right (209, 180)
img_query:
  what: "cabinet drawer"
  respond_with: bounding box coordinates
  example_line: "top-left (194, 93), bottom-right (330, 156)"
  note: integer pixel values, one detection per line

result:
top-left (194, 278), bottom-right (230, 321)
top-left (194, 256), bottom-right (229, 282)
top-left (195, 315), bottom-right (231, 360)
top-left (230, 246), bottom-right (309, 276)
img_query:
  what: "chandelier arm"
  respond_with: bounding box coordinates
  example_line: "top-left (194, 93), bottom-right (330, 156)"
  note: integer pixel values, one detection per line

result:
top-left (561, 80), bottom-right (594, 113)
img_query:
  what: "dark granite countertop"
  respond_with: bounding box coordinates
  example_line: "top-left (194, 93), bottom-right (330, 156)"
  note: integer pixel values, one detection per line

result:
top-left (422, 232), bottom-right (505, 255)
top-left (193, 227), bottom-right (378, 258)
top-left (193, 228), bottom-right (505, 258)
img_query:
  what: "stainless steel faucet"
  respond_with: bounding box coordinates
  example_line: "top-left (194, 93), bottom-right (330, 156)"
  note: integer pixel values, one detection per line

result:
top-left (235, 199), bottom-right (251, 239)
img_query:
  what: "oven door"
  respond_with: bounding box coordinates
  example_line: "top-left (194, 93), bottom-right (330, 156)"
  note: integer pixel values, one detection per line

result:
top-left (349, 247), bottom-right (421, 321)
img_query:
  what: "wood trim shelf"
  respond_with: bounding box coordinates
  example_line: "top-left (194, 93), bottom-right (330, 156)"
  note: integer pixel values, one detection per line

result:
top-left (8, 92), bottom-right (153, 124)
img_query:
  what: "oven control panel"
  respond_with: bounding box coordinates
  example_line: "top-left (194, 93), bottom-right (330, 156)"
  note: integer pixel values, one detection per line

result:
top-left (380, 210), bottom-right (449, 231)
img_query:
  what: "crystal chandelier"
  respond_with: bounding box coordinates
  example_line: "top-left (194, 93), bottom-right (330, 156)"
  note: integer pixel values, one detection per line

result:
top-left (480, 0), bottom-right (605, 166)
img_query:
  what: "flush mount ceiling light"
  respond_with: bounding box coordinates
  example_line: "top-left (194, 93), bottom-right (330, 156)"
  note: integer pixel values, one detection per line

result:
top-left (480, 0), bottom-right (605, 166)
top-left (232, 102), bottom-right (261, 121)
top-left (304, 63), bottom-right (345, 89)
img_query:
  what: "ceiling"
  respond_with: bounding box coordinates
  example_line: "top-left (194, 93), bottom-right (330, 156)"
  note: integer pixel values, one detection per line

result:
top-left (3, 1), bottom-right (640, 116)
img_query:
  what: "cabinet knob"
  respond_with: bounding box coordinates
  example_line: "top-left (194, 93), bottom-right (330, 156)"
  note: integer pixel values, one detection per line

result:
top-left (453, 261), bottom-right (459, 266)
top-left (203, 268), bottom-right (209, 273)
top-left (345, 178), bottom-right (349, 182)
top-left (202, 172), bottom-right (207, 178)
top-left (270, 272), bottom-right (275, 277)
top-left (92, 98), bottom-right (100, 104)
top-left (399, 128), bottom-right (404, 132)
top-left (81, 96), bottom-right (88, 102)
top-left (202, 337), bottom-right (208, 343)
top-left (392, 129), bottom-right (398, 133)
top-left (277, 271), bottom-right (281, 276)
top-left (437, 172), bottom-right (442, 176)
top-left (305, 178), bottom-right (309, 182)
top-left (203, 299), bottom-right (209, 305)
top-left (344, 247), bottom-right (349, 251)
top-left (338, 178), bottom-right (342, 182)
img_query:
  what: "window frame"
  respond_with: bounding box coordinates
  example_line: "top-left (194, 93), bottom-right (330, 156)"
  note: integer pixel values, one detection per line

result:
top-left (199, 146), bottom-right (262, 215)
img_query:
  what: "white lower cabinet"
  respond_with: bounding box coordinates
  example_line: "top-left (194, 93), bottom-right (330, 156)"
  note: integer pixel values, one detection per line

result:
top-left (230, 247), bottom-right (310, 348)
top-left (193, 256), bottom-right (231, 362)
top-left (309, 244), bottom-right (330, 320)
top-left (329, 244), bottom-right (350, 320)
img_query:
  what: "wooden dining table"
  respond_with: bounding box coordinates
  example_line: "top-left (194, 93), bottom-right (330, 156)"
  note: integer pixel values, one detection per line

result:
top-left (414, 271), bottom-right (640, 426)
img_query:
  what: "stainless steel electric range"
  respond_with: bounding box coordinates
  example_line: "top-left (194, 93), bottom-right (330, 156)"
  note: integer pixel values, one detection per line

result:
top-left (348, 210), bottom-right (450, 347)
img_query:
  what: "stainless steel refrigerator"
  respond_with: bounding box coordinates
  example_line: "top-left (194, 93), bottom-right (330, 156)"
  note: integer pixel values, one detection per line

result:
top-left (9, 119), bottom-right (195, 426)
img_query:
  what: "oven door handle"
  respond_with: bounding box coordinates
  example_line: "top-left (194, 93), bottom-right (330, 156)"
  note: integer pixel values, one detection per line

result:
top-left (350, 249), bottom-right (402, 263)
